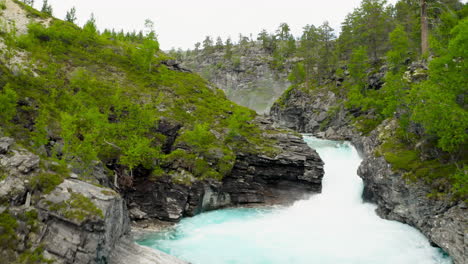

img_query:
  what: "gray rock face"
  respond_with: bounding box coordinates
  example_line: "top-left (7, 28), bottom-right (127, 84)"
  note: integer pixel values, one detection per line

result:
top-left (0, 137), bottom-right (14, 154)
top-left (0, 138), bottom-right (40, 205)
top-left (36, 179), bottom-right (129, 264)
top-left (125, 117), bottom-right (324, 222)
top-left (110, 237), bottom-right (189, 264)
top-left (355, 121), bottom-right (467, 264)
top-left (270, 83), bottom-right (467, 263)
top-left (0, 138), bottom-right (185, 264)
top-left (270, 87), bottom-right (353, 140)
top-left (180, 46), bottom-right (293, 113)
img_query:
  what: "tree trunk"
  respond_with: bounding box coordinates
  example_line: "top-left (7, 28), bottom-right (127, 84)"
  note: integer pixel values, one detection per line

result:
top-left (420, 0), bottom-right (429, 55)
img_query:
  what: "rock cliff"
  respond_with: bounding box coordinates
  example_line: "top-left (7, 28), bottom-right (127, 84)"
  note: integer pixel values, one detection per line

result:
top-left (125, 117), bottom-right (324, 221)
top-left (0, 137), bottom-right (186, 263)
top-left (356, 120), bottom-right (467, 264)
top-left (270, 74), bottom-right (467, 264)
top-left (179, 46), bottom-right (292, 113)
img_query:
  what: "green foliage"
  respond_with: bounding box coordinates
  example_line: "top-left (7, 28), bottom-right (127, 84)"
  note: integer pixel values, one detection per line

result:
top-left (49, 192), bottom-right (104, 221)
top-left (354, 116), bottom-right (383, 135)
top-left (450, 166), bottom-right (468, 201)
top-left (386, 25), bottom-right (411, 70)
top-left (0, 211), bottom-right (18, 249)
top-left (410, 18), bottom-right (468, 152)
top-left (0, 1), bottom-right (6, 10)
top-left (338, 0), bottom-right (394, 61)
top-left (30, 173), bottom-right (64, 194)
top-left (65, 7), bottom-right (77, 24)
top-left (288, 62), bottom-right (305, 85)
top-left (40, 0), bottom-right (52, 15)
top-left (379, 137), bottom-right (420, 170)
top-left (17, 246), bottom-right (53, 264)
top-left (346, 46), bottom-right (375, 111)
top-left (0, 84), bottom-right (18, 124)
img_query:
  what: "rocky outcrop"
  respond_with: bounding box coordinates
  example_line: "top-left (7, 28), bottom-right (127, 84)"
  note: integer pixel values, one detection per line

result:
top-left (270, 86), bottom-right (354, 140)
top-left (179, 46), bottom-right (293, 113)
top-left (0, 137), bottom-right (187, 264)
top-left (356, 120), bottom-right (467, 264)
top-left (36, 180), bottom-right (129, 264)
top-left (125, 118), bottom-right (324, 222)
top-left (109, 237), bottom-right (188, 264)
top-left (269, 68), bottom-right (467, 263)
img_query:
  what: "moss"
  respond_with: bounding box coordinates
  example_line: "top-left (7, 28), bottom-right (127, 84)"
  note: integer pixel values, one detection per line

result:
top-left (17, 246), bottom-right (53, 264)
top-left (30, 173), bottom-right (64, 194)
top-left (148, 167), bottom-right (165, 182)
top-left (48, 192), bottom-right (104, 222)
top-left (378, 131), bottom-right (466, 201)
top-left (378, 137), bottom-right (420, 171)
top-left (100, 190), bottom-right (116, 196)
top-left (353, 116), bottom-right (382, 135)
top-left (0, 172), bottom-right (7, 181)
top-left (0, 211), bottom-right (18, 250)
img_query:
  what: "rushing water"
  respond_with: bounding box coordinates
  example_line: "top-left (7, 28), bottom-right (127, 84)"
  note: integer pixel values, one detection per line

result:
top-left (137, 136), bottom-right (452, 264)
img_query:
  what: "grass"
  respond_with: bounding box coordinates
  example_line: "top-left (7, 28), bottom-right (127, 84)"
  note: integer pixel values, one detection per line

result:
top-left (48, 192), bottom-right (104, 222)
top-left (377, 132), bottom-right (467, 202)
top-left (30, 173), bottom-right (64, 194)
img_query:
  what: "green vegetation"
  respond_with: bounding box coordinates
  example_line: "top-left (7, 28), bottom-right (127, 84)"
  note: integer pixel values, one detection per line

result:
top-left (17, 246), bottom-right (53, 264)
top-left (269, 0), bottom-right (467, 201)
top-left (0, 1), bottom-right (277, 191)
top-left (30, 173), bottom-right (64, 194)
top-left (0, 211), bottom-right (18, 249)
top-left (48, 192), bottom-right (104, 221)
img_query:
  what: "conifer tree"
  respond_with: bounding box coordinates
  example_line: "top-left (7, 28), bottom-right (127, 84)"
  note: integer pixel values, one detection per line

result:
top-left (65, 7), bottom-right (77, 24)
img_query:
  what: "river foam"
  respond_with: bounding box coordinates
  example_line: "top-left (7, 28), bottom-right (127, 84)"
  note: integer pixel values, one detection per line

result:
top-left (138, 136), bottom-right (452, 264)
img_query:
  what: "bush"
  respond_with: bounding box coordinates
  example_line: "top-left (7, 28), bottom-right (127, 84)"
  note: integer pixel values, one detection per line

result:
top-left (30, 173), bottom-right (64, 194)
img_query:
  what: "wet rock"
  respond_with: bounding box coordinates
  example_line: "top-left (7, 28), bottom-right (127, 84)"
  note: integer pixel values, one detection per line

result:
top-left (270, 74), bottom-right (466, 263)
top-left (125, 117), bottom-right (324, 221)
top-left (110, 237), bottom-right (188, 264)
top-left (355, 120), bottom-right (467, 264)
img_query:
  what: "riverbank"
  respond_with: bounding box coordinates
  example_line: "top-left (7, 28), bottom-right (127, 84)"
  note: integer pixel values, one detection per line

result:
top-left (270, 86), bottom-right (467, 263)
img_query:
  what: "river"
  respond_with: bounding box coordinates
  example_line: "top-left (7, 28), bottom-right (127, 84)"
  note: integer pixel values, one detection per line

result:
top-left (137, 136), bottom-right (452, 264)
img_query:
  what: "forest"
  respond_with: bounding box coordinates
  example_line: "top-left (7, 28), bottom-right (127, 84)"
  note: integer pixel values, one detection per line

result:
top-left (173, 0), bottom-right (467, 201)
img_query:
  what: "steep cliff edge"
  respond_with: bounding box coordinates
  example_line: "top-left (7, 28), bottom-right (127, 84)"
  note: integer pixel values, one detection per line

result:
top-left (0, 137), bottom-right (187, 263)
top-left (270, 70), bottom-right (467, 263)
top-left (125, 117), bottom-right (324, 222)
top-left (356, 120), bottom-right (467, 264)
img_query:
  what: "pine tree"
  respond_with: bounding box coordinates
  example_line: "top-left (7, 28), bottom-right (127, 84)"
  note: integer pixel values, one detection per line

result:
top-left (65, 7), bottom-right (77, 24)
top-left (41, 0), bottom-right (52, 15)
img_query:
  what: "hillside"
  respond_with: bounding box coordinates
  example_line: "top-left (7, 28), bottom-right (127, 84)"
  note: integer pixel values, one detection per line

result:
top-left (0, 1), bottom-right (324, 263)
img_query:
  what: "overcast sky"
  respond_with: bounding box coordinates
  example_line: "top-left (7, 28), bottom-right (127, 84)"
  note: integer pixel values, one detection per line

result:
top-left (34, 0), bottom-right (401, 50)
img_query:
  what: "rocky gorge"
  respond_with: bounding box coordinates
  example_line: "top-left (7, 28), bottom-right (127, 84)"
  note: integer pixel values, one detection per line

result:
top-left (268, 67), bottom-right (467, 263)
top-left (177, 45), bottom-right (293, 113)
top-left (125, 117), bottom-right (324, 222)
top-left (0, 120), bottom-right (325, 263)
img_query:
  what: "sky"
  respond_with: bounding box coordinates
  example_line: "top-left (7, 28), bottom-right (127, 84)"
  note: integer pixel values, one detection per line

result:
top-left (33, 0), bottom-right (401, 50)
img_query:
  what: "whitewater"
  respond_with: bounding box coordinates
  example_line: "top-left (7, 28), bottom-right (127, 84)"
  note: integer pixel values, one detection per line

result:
top-left (138, 136), bottom-right (452, 264)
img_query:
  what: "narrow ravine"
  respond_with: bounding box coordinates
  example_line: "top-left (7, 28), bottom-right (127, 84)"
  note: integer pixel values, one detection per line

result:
top-left (137, 136), bottom-right (452, 264)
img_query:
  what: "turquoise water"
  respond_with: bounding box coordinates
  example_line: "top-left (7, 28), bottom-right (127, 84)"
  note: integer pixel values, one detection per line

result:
top-left (137, 136), bottom-right (452, 264)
